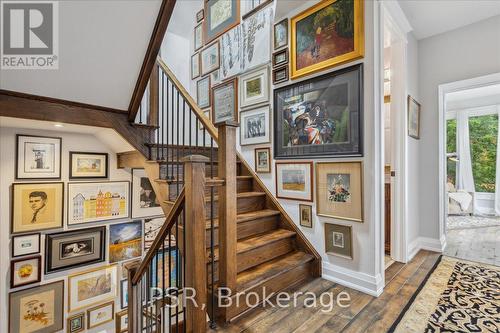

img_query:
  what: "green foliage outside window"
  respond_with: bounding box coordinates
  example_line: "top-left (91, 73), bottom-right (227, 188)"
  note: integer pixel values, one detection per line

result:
top-left (446, 119), bottom-right (457, 185)
top-left (469, 114), bottom-right (498, 193)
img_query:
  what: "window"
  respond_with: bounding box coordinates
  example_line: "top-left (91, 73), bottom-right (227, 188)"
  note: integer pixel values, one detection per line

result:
top-left (469, 114), bottom-right (498, 193)
top-left (446, 119), bottom-right (457, 186)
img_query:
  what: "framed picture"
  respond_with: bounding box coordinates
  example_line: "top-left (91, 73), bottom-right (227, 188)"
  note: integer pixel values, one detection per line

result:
top-left (132, 169), bottom-right (163, 218)
top-left (191, 53), bottom-right (200, 79)
top-left (272, 65), bottom-right (289, 84)
top-left (109, 221), bottom-right (143, 263)
top-left (241, 4), bottom-right (273, 72)
top-left (120, 279), bottom-right (128, 309)
top-left (272, 48), bottom-right (289, 68)
top-left (87, 301), bottom-right (114, 329)
top-left (408, 95), bottom-right (421, 139)
top-left (16, 134), bottom-right (61, 179)
top-left (204, 0), bottom-right (240, 43)
top-left (197, 76), bottom-right (211, 109)
top-left (10, 255), bottom-right (41, 288)
top-left (145, 217), bottom-right (175, 252)
top-left (255, 147), bottom-right (271, 173)
top-left (150, 247), bottom-right (180, 291)
top-left (116, 309), bottom-right (128, 333)
top-left (316, 161), bottom-right (363, 222)
top-left (67, 313), bottom-right (85, 333)
top-left (199, 109), bottom-right (212, 130)
top-left (274, 64), bottom-right (363, 159)
top-left (194, 22), bottom-right (203, 51)
top-left (242, 0), bottom-right (273, 19)
top-left (240, 106), bottom-right (270, 146)
top-left (12, 233), bottom-right (41, 257)
top-left (67, 181), bottom-right (130, 225)
top-left (9, 280), bottom-right (64, 333)
top-left (240, 66), bottom-right (269, 109)
top-left (211, 78), bottom-right (238, 124)
top-left (69, 152), bottom-right (108, 179)
top-left (45, 226), bottom-right (106, 274)
top-left (220, 25), bottom-right (242, 80)
top-left (200, 41), bottom-right (220, 76)
top-left (210, 69), bottom-right (221, 86)
top-left (290, 0), bottom-right (364, 79)
top-left (12, 182), bottom-right (64, 234)
top-left (196, 8), bottom-right (204, 22)
top-left (299, 204), bottom-right (313, 228)
top-left (274, 18), bottom-right (288, 49)
top-left (68, 264), bottom-right (117, 312)
top-left (325, 223), bottom-right (353, 259)
top-left (275, 162), bottom-right (313, 202)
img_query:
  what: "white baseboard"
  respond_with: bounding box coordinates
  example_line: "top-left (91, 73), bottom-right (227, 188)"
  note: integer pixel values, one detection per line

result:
top-left (407, 236), bottom-right (445, 261)
top-left (322, 261), bottom-right (384, 297)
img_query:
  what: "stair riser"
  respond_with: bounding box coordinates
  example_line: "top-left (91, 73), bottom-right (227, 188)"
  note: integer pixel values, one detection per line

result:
top-left (206, 196), bottom-right (266, 219)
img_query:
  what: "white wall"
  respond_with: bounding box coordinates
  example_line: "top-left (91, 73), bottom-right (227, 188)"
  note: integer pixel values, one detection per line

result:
top-left (161, 31), bottom-right (192, 95)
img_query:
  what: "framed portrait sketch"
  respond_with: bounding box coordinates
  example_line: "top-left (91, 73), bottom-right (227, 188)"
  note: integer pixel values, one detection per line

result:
top-left (290, 0), bottom-right (364, 79)
top-left (67, 181), bottom-right (130, 225)
top-left (275, 162), bottom-right (313, 202)
top-left (69, 152), bottom-right (108, 179)
top-left (67, 312), bottom-right (85, 333)
top-left (68, 264), bottom-right (117, 312)
top-left (109, 221), bottom-right (143, 263)
top-left (45, 226), bottom-right (106, 274)
top-left (220, 26), bottom-right (242, 80)
top-left (204, 0), bottom-right (240, 43)
top-left (12, 233), bottom-right (41, 257)
top-left (12, 182), bottom-right (64, 234)
top-left (200, 41), bottom-right (220, 76)
top-left (272, 48), bottom-right (289, 68)
top-left (274, 18), bottom-right (288, 49)
top-left (241, 4), bottom-right (273, 72)
top-left (316, 161), bottom-right (363, 222)
top-left (9, 280), bottom-right (64, 333)
top-left (240, 106), bottom-right (270, 146)
top-left (194, 22), bottom-right (203, 51)
top-left (255, 147), bottom-right (271, 173)
top-left (240, 66), bottom-right (269, 109)
top-left (274, 64), bottom-right (363, 159)
top-left (132, 169), bottom-right (163, 218)
top-left (16, 134), bottom-right (61, 179)
top-left (197, 76), bottom-right (211, 109)
top-left (10, 255), bottom-right (41, 288)
top-left (325, 223), bottom-right (353, 259)
top-left (272, 65), bottom-right (289, 84)
top-left (299, 204), bottom-right (313, 228)
top-left (408, 95), bottom-right (421, 139)
top-left (87, 301), bottom-right (114, 329)
top-left (211, 78), bottom-right (238, 124)
top-left (191, 53), bottom-right (200, 79)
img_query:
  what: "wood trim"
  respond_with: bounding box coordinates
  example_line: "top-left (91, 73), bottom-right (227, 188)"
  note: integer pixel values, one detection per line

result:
top-left (128, 0), bottom-right (177, 121)
top-left (148, 63), bottom-right (159, 126)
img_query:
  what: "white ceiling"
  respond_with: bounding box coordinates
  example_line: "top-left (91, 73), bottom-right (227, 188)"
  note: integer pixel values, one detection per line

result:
top-left (446, 84), bottom-right (500, 110)
top-left (399, 0), bottom-right (500, 40)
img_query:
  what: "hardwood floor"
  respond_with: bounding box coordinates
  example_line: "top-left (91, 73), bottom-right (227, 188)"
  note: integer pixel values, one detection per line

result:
top-left (444, 225), bottom-right (499, 266)
top-left (212, 250), bottom-right (441, 333)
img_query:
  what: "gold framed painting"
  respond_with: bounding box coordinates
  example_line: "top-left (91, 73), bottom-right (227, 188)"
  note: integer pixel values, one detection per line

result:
top-left (67, 312), bottom-right (85, 333)
top-left (325, 223), bottom-right (353, 259)
top-left (11, 182), bottom-right (64, 234)
top-left (290, 0), bottom-right (364, 79)
top-left (115, 309), bottom-right (128, 333)
top-left (316, 161), bottom-right (363, 222)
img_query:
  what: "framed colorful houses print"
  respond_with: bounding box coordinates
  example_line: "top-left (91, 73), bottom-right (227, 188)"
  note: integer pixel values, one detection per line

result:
top-left (69, 152), bottom-right (108, 179)
top-left (67, 181), bottom-right (130, 225)
top-left (290, 0), bottom-right (364, 79)
top-left (10, 255), bottom-right (41, 288)
top-left (16, 134), bottom-right (62, 179)
top-left (204, 0), bottom-right (240, 43)
top-left (109, 221), bottom-right (143, 263)
top-left (275, 162), bottom-right (313, 202)
top-left (12, 233), bottom-right (41, 257)
top-left (132, 168), bottom-right (163, 218)
top-left (273, 64), bottom-right (363, 159)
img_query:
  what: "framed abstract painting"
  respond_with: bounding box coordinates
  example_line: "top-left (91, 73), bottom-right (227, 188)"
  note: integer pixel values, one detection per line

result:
top-left (16, 134), bottom-right (61, 179)
top-left (275, 162), bottom-right (313, 202)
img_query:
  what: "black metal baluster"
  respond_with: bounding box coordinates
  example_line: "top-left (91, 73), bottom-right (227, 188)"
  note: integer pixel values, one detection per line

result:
top-left (139, 103), bottom-right (143, 124)
top-left (183, 100), bottom-right (186, 184)
top-left (168, 229), bottom-right (172, 332)
top-left (177, 90), bottom-right (180, 200)
top-left (182, 208), bottom-right (186, 333)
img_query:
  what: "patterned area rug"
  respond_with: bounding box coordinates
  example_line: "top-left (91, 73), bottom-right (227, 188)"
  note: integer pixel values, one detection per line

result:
top-left (389, 256), bottom-right (500, 333)
top-left (447, 215), bottom-right (500, 230)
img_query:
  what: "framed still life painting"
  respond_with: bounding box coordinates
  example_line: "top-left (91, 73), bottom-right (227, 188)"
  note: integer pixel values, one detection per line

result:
top-left (204, 0), bottom-right (240, 43)
top-left (132, 168), bottom-right (163, 218)
top-left (212, 78), bottom-right (238, 124)
top-left (69, 152), bottom-right (108, 179)
top-left (67, 312), bottom-right (85, 333)
top-left (255, 147), bottom-right (271, 173)
top-left (109, 221), bottom-right (143, 263)
top-left (240, 106), bottom-right (270, 146)
top-left (316, 161), bottom-right (363, 222)
top-left (275, 162), bottom-right (313, 202)
top-left (273, 63), bottom-right (363, 159)
top-left (10, 255), bottom-right (41, 288)
top-left (16, 134), bottom-right (62, 179)
top-left (290, 0), bottom-right (364, 79)
top-left (325, 223), bottom-right (353, 259)
top-left (408, 95), bottom-right (421, 139)
top-left (12, 233), bottom-right (41, 257)
top-left (9, 280), bottom-right (64, 333)
top-left (240, 66), bottom-right (269, 109)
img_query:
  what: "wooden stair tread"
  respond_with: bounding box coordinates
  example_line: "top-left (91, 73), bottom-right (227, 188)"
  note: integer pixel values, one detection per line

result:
top-left (164, 191), bottom-right (265, 205)
top-left (203, 209), bottom-right (280, 229)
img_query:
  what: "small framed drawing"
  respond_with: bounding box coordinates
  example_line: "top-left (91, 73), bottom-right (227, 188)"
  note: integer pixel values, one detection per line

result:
top-left (45, 226), bottom-right (106, 274)
top-left (299, 204), bottom-right (313, 228)
top-left (325, 223), bottom-right (353, 260)
top-left (11, 182), bottom-right (64, 234)
top-left (109, 221), bottom-right (143, 263)
top-left (191, 53), bottom-right (200, 79)
top-left (196, 8), bottom-right (204, 22)
top-left (272, 48), bottom-right (289, 68)
top-left (272, 65), bottom-right (289, 84)
top-left (132, 169), bottom-right (163, 218)
top-left (274, 18), bottom-right (288, 49)
top-left (240, 66), bottom-right (269, 109)
top-left (255, 148), bottom-right (271, 173)
top-left (67, 313), bottom-right (85, 333)
top-left (316, 161), bottom-right (363, 222)
top-left (240, 106), bottom-right (270, 146)
top-left (69, 152), bottom-right (108, 179)
top-left (16, 134), bottom-right (62, 179)
top-left (12, 233), bottom-right (41, 257)
top-left (87, 301), bottom-right (114, 329)
top-left (211, 78), bottom-right (238, 124)
top-left (116, 310), bottom-right (128, 333)
top-left (120, 279), bottom-right (128, 309)
top-left (200, 41), bottom-right (220, 76)
top-left (194, 22), bottom-right (203, 51)
top-left (9, 281), bottom-right (64, 333)
top-left (275, 162), bottom-right (313, 202)
top-left (10, 255), bottom-right (41, 288)
top-left (408, 95), bottom-right (421, 139)
top-left (197, 76), bottom-right (211, 109)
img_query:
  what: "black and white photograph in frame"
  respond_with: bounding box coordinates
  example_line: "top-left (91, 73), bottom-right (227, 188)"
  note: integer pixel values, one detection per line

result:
top-left (12, 233), bottom-right (41, 258)
top-left (132, 169), bottom-right (163, 218)
top-left (240, 66), bottom-right (269, 109)
top-left (16, 134), bottom-right (61, 179)
top-left (240, 106), bottom-right (270, 145)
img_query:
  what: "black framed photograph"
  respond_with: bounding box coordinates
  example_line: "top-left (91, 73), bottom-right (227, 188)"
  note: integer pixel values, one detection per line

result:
top-left (67, 312), bottom-right (85, 333)
top-left (272, 65), bottom-right (289, 84)
top-left (299, 204), bottom-right (313, 228)
top-left (16, 134), bottom-right (62, 179)
top-left (45, 226), bottom-right (106, 274)
top-left (272, 48), bottom-right (289, 68)
top-left (120, 279), bottom-right (128, 309)
top-left (10, 255), bottom-right (42, 288)
top-left (69, 152), bottom-right (108, 179)
top-left (273, 63), bottom-right (363, 159)
top-left (12, 233), bottom-right (41, 257)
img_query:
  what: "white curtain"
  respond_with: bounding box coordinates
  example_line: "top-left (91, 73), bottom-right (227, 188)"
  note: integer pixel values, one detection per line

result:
top-left (494, 106), bottom-right (500, 215)
top-left (456, 111), bottom-right (475, 194)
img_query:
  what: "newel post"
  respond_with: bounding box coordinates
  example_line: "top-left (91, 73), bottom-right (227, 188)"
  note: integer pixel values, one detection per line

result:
top-left (125, 260), bottom-right (140, 333)
top-left (182, 155), bottom-right (209, 333)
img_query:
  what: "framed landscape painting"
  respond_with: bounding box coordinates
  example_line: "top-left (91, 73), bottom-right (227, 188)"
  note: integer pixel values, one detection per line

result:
top-left (290, 0), bottom-right (364, 79)
top-left (132, 168), bottom-right (163, 218)
top-left (273, 64), bottom-right (363, 159)
top-left (16, 134), bottom-right (61, 179)
top-left (240, 66), bottom-right (269, 109)
top-left (69, 152), bottom-right (108, 179)
top-left (109, 221), bottom-right (142, 263)
top-left (275, 162), bottom-right (313, 202)
top-left (240, 106), bottom-right (270, 146)
top-left (68, 265), bottom-right (117, 312)
top-left (10, 255), bottom-right (41, 288)
top-left (204, 0), bottom-right (240, 43)
top-left (212, 78), bottom-right (238, 124)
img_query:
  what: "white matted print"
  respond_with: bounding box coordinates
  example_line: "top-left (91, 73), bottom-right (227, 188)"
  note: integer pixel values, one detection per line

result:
top-left (240, 66), bottom-right (269, 108)
top-left (12, 233), bottom-right (40, 257)
top-left (220, 25), bottom-right (242, 80)
top-left (87, 301), bottom-right (114, 329)
top-left (16, 135), bottom-right (61, 179)
top-left (132, 169), bottom-right (163, 218)
top-left (275, 162), bottom-right (313, 202)
top-left (241, 5), bottom-right (273, 72)
top-left (240, 106), bottom-right (270, 145)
